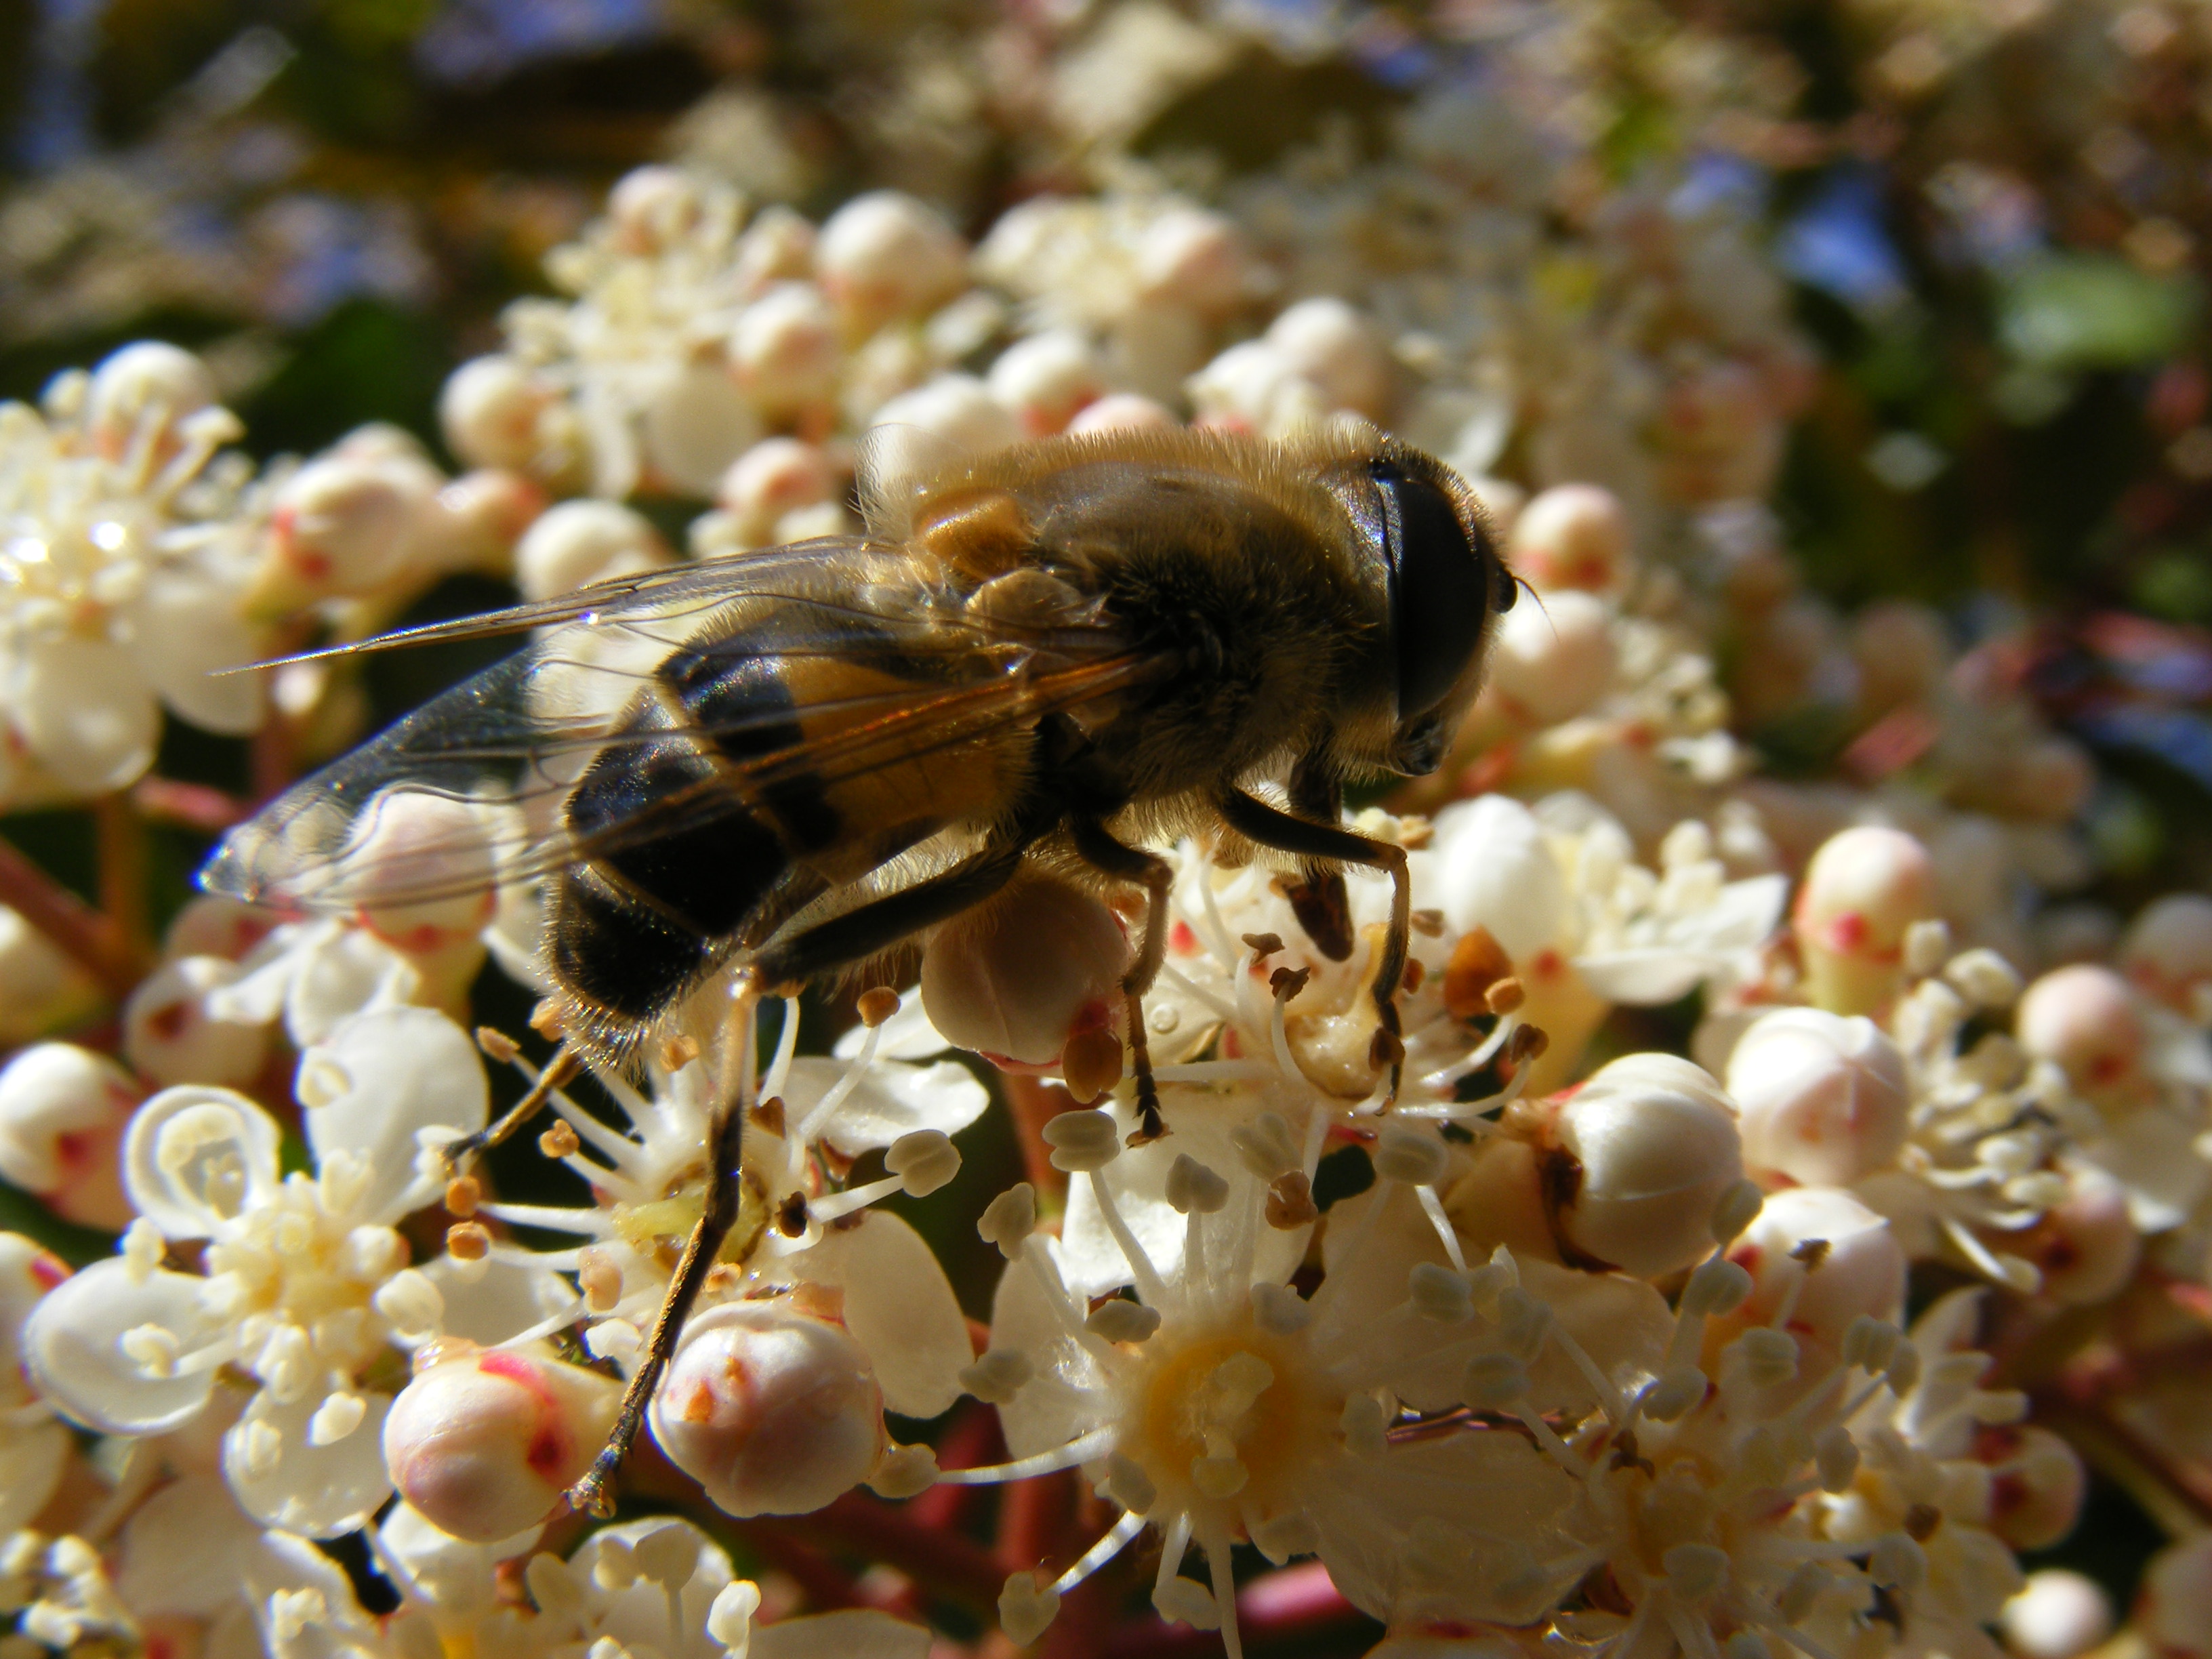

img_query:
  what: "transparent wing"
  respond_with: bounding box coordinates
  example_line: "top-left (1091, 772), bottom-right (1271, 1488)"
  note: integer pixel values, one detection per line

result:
top-left (203, 539), bottom-right (1153, 912)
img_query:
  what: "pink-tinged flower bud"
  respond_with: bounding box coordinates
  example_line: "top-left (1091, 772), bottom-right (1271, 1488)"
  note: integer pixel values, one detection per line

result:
top-left (920, 877), bottom-right (1130, 1072)
top-left (259, 447), bottom-right (438, 609)
top-left (1265, 298), bottom-right (1391, 421)
top-left (1978, 1424), bottom-right (2084, 1551)
top-left (124, 956), bottom-right (269, 1087)
top-left (0, 906), bottom-right (100, 1046)
top-left (0, 1044), bottom-right (139, 1230)
top-left (865, 377), bottom-right (1021, 500)
top-left (640, 361), bottom-right (763, 500)
top-left (1793, 826), bottom-right (1936, 1017)
top-left (2015, 1163), bottom-right (2139, 1306)
top-left (816, 191), bottom-right (966, 333)
top-left (1508, 485), bottom-right (1631, 594)
top-left (343, 790), bottom-right (502, 960)
top-left (1529, 1054), bottom-right (1743, 1277)
top-left (735, 205), bottom-right (817, 290)
top-left (987, 331), bottom-right (1104, 437)
top-left (605, 165), bottom-right (705, 256)
top-left (85, 342), bottom-right (216, 460)
top-left (383, 1348), bottom-right (618, 1542)
top-left (1135, 208), bottom-right (1248, 317)
top-left (514, 501), bottom-right (669, 603)
top-left (2122, 893), bottom-right (2212, 1018)
top-left (440, 356), bottom-right (553, 473)
top-left (648, 1300), bottom-right (884, 1517)
top-left (1186, 340), bottom-right (1322, 436)
top-left (417, 469), bottom-right (544, 576)
top-left (1067, 392), bottom-right (1176, 434)
top-left (1486, 589), bottom-right (1616, 726)
top-left (2001, 1569), bottom-right (2111, 1659)
top-left (715, 439), bottom-right (840, 547)
top-left (1727, 1008), bottom-right (1908, 1187)
top-left (2015, 964), bottom-right (2146, 1101)
top-left (2141, 1534), bottom-right (2212, 1658)
top-left (730, 283), bottom-right (840, 414)
top-left (1723, 1187), bottom-right (1903, 1359)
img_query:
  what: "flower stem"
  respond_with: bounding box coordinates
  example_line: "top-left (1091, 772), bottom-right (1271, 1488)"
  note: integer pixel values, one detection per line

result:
top-left (95, 792), bottom-right (150, 958)
top-left (1004, 1073), bottom-right (1073, 1202)
top-left (0, 830), bottom-right (148, 998)
top-left (1097, 1563), bottom-right (1368, 1659)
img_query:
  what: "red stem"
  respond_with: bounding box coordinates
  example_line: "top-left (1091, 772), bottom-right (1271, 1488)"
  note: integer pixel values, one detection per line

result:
top-left (795, 1492), bottom-right (1006, 1610)
top-left (0, 832), bottom-right (148, 998)
top-left (732, 1521), bottom-right (867, 1611)
top-left (1003, 1073), bottom-right (1074, 1204)
top-left (910, 1401), bottom-right (1003, 1532)
top-left (131, 777), bottom-right (248, 834)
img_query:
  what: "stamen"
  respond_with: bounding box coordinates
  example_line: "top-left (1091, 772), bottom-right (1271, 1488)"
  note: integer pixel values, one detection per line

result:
top-left (1153, 1511), bottom-right (1195, 1606)
top-left (762, 997), bottom-right (802, 1101)
top-left (493, 1298), bottom-right (590, 1351)
top-left (806, 1174), bottom-right (905, 1223)
top-left (1414, 1185), bottom-right (1468, 1272)
top-left (1938, 1216), bottom-right (2041, 1292)
top-left (1088, 1170), bottom-right (1170, 1309)
top-left (1156, 960), bottom-right (1237, 1022)
top-left (1054, 1510), bottom-right (1148, 1593)
top-left (935, 1427), bottom-right (1120, 1486)
top-left (794, 1020), bottom-right (880, 1146)
top-left (475, 1202), bottom-right (616, 1237)
top-left (1420, 1013), bottom-right (1520, 1094)
top-left (1196, 1515), bottom-right (1246, 1659)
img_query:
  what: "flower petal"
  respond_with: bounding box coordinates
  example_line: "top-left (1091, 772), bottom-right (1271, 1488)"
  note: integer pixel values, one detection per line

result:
top-left (298, 1007), bottom-right (489, 1225)
top-left (784, 1056), bottom-right (987, 1158)
top-left (114, 1474), bottom-right (266, 1618)
top-left (24, 1256), bottom-right (220, 1433)
top-left (786, 1210), bottom-right (971, 1419)
top-left (123, 1086), bottom-right (283, 1239)
top-left (223, 1387), bottom-right (394, 1537)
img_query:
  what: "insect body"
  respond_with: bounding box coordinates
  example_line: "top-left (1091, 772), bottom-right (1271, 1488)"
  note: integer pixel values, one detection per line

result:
top-left (201, 421), bottom-right (1513, 1511)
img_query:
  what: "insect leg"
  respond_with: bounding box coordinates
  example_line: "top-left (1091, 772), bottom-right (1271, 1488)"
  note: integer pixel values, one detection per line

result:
top-left (566, 978), bottom-right (760, 1519)
top-left (1215, 790), bottom-right (1411, 1103)
top-left (747, 837), bottom-right (1032, 986)
top-left (1067, 819), bottom-right (1172, 1143)
top-left (1278, 748), bottom-right (1355, 962)
top-left (441, 1043), bottom-right (582, 1178)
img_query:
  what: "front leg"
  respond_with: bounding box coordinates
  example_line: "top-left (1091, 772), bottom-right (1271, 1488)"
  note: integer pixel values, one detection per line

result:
top-left (1068, 818), bottom-right (1172, 1142)
top-left (1279, 747), bottom-right (1354, 961)
top-left (1215, 788), bottom-right (1411, 1102)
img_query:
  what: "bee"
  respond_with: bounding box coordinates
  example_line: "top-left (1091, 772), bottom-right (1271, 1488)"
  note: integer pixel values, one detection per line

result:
top-left (203, 421), bottom-right (1514, 1512)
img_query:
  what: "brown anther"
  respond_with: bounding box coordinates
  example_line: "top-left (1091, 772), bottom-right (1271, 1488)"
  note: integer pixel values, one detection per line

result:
top-left (1410, 907), bottom-right (1446, 938)
top-left (660, 1033), bottom-right (701, 1070)
top-left (1063, 1028), bottom-right (1126, 1106)
top-left (1902, 1502), bottom-right (1942, 1542)
top-left (1506, 1024), bottom-right (1551, 1065)
top-left (857, 986), bottom-right (902, 1028)
top-left (577, 1246), bottom-right (622, 1313)
top-left (776, 1192), bottom-right (810, 1238)
top-left (444, 1176), bottom-right (481, 1218)
top-left (1790, 1237), bottom-right (1833, 1271)
top-left (1401, 960), bottom-right (1427, 994)
top-left (1242, 932), bottom-right (1284, 959)
top-left (538, 1122), bottom-right (581, 1160)
top-left (475, 1026), bottom-right (520, 1065)
top-left (1443, 926), bottom-right (1512, 1020)
top-left (1485, 977), bottom-right (1525, 1016)
top-left (1265, 1171), bottom-right (1319, 1229)
top-left (445, 1221), bottom-right (491, 1262)
top-left (1369, 1027), bottom-right (1406, 1069)
top-left (528, 998), bottom-right (567, 1040)
top-left (1269, 965), bottom-right (1313, 1002)
top-left (750, 1094), bottom-right (787, 1137)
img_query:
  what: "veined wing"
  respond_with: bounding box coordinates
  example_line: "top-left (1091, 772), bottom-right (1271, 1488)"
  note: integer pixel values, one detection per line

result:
top-left (203, 539), bottom-right (1153, 912)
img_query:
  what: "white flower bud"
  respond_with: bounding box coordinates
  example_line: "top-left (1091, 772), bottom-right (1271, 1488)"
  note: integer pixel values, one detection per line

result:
top-left (0, 1043), bottom-right (137, 1229)
top-left (2139, 1535), bottom-right (2212, 1658)
top-left (1727, 1009), bottom-right (1908, 1187)
top-left (649, 1301), bottom-right (882, 1517)
top-left (640, 361), bottom-right (762, 498)
top-left (1134, 209), bottom-right (1248, 316)
top-left (919, 877), bottom-right (1129, 1068)
top-left (263, 445), bottom-right (438, 602)
top-left (383, 1349), bottom-right (619, 1541)
top-left (85, 341), bottom-right (216, 458)
top-left (2018, 1162), bottom-right (2139, 1306)
top-left (13, 635), bottom-right (162, 796)
top-left (1544, 1053), bottom-right (1744, 1277)
top-left (729, 284), bottom-right (840, 413)
top-left (1981, 1424), bottom-right (2085, 1550)
top-left (1263, 298), bottom-right (1391, 419)
top-left (978, 1183), bottom-right (1037, 1256)
top-left (2122, 893), bottom-right (2212, 1017)
top-left (1486, 588), bottom-right (1617, 725)
top-left (1726, 1187), bottom-right (1904, 1354)
top-left (1509, 483), bottom-right (1631, 593)
top-left (124, 956), bottom-right (269, 1087)
top-left (2016, 964), bottom-right (2146, 1101)
top-left (884, 1129), bottom-right (960, 1197)
top-left (714, 438), bottom-right (840, 546)
top-left (987, 331), bottom-right (1103, 438)
top-left (513, 501), bottom-right (668, 602)
top-left (1040, 1109), bottom-right (1120, 1174)
top-left (605, 166), bottom-right (704, 255)
top-left (1793, 826), bottom-right (1937, 1016)
top-left (2000, 1568), bottom-right (2111, 1659)
top-left (866, 375), bottom-right (1021, 501)
top-left (816, 192), bottom-right (966, 333)
top-left (440, 356), bottom-right (552, 472)
top-left (340, 790), bottom-right (503, 959)
top-left (1186, 340), bottom-right (1325, 437)
top-left (1066, 392), bottom-right (1176, 434)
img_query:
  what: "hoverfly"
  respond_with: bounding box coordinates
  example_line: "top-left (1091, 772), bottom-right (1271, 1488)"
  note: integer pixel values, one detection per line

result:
top-left (202, 421), bottom-right (1515, 1512)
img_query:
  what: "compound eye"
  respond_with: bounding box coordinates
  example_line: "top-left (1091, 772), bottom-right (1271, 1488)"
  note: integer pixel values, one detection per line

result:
top-left (1374, 459), bottom-right (1492, 718)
